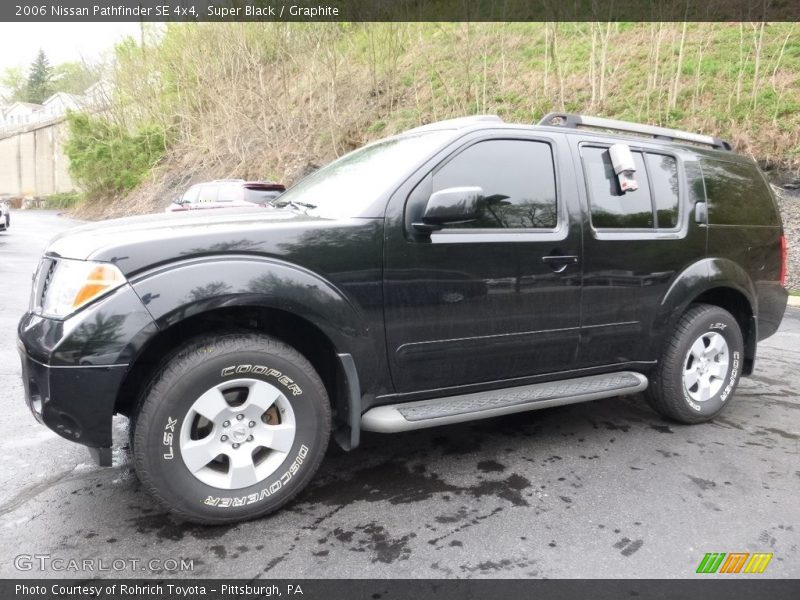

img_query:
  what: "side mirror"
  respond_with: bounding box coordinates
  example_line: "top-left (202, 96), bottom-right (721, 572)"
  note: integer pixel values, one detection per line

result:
top-left (413, 186), bottom-right (483, 233)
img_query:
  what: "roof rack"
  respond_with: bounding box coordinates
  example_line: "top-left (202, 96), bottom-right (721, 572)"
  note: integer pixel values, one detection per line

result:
top-left (538, 112), bottom-right (732, 151)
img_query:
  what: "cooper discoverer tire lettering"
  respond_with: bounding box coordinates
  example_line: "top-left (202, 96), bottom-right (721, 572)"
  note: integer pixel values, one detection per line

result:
top-left (646, 303), bottom-right (744, 424)
top-left (131, 332), bottom-right (331, 524)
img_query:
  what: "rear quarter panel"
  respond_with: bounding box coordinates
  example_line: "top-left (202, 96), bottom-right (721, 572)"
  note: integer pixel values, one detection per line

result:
top-left (701, 154), bottom-right (787, 340)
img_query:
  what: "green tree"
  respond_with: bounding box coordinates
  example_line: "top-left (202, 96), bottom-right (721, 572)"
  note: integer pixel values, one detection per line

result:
top-left (64, 112), bottom-right (167, 197)
top-left (26, 49), bottom-right (54, 103)
top-left (2, 60), bottom-right (97, 102)
top-left (53, 62), bottom-right (97, 95)
top-left (0, 66), bottom-right (26, 102)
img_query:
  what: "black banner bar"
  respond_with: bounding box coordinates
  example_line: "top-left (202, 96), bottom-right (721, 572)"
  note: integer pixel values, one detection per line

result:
top-left (3, 579), bottom-right (800, 600)
top-left (3, 0), bottom-right (800, 23)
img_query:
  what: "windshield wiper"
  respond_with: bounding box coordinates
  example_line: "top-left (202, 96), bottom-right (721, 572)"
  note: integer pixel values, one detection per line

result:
top-left (270, 199), bottom-right (317, 212)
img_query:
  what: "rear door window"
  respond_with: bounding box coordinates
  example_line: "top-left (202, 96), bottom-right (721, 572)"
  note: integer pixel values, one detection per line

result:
top-left (582, 146), bottom-right (682, 230)
top-left (582, 147), bottom-right (653, 228)
top-left (646, 153), bottom-right (680, 229)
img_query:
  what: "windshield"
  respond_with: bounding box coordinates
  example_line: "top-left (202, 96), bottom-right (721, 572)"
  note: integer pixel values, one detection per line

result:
top-left (276, 131), bottom-right (452, 218)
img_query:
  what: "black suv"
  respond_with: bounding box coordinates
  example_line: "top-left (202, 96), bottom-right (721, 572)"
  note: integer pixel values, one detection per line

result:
top-left (18, 113), bottom-right (788, 523)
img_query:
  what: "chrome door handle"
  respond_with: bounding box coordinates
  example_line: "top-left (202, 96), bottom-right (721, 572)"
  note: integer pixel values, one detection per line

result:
top-left (541, 255), bottom-right (579, 273)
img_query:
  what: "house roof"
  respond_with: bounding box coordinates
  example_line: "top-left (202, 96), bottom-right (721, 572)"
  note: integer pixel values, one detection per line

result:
top-left (4, 102), bottom-right (42, 115)
top-left (8, 101), bottom-right (42, 109)
top-left (42, 92), bottom-right (82, 106)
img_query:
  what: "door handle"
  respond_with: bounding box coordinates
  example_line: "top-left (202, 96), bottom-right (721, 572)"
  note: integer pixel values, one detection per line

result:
top-left (541, 254), bottom-right (579, 273)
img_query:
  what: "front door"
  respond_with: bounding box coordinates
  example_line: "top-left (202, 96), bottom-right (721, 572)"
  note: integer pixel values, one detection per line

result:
top-left (383, 133), bottom-right (583, 394)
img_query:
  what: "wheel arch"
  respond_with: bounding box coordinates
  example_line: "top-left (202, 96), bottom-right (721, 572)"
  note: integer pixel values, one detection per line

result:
top-left (115, 305), bottom-right (354, 441)
top-left (655, 258), bottom-right (757, 375)
top-left (119, 256), bottom-right (379, 443)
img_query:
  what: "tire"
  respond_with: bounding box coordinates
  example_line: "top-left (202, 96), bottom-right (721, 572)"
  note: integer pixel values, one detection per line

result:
top-left (131, 332), bottom-right (331, 524)
top-left (646, 303), bottom-right (744, 424)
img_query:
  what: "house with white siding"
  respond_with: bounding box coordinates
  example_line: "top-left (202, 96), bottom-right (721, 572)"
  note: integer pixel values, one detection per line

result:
top-left (3, 102), bottom-right (42, 129)
top-left (42, 92), bottom-right (82, 119)
top-left (0, 104), bottom-right (9, 132)
top-left (0, 80), bottom-right (113, 135)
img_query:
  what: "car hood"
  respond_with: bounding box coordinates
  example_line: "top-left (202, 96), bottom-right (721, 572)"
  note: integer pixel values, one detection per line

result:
top-left (46, 207), bottom-right (332, 275)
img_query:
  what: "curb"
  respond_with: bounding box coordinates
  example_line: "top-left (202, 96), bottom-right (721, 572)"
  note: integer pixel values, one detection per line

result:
top-left (788, 295), bottom-right (800, 308)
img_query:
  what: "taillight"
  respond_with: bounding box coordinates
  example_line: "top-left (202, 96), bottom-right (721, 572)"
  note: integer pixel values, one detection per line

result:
top-left (780, 234), bottom-right (787, 287)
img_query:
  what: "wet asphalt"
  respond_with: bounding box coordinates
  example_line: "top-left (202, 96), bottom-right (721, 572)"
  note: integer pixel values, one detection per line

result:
top-left (0, 210), bottom-right (798, 579)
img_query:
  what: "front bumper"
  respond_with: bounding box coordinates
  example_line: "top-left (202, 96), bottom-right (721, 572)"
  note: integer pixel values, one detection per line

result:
top-left (18, 343), bottom-right (127, 448)
top-left (17, 281), bottom-right (158, 449)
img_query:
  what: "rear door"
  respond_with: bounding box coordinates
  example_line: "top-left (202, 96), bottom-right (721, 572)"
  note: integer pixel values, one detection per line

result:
top-left (383, 131), bottom-right (584, 394)
top-left (572, 138), bottom-right (706, 366)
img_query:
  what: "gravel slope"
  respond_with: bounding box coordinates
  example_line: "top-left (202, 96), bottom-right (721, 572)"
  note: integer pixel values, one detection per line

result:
top-left (774, 185), bottom-right (800, 291)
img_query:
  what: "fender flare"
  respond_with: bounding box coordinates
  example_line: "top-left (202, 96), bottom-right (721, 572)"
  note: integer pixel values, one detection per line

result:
top-left (652, 257), bottom-right (757, 365)
top-left (129, 255), bottom-right (378, 391)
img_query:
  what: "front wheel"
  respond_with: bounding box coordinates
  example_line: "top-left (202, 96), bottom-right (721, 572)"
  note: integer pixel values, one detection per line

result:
top-left (646, 304), bottom-right (744, 424)
top-left (131, 332), bottom-right (331, 524)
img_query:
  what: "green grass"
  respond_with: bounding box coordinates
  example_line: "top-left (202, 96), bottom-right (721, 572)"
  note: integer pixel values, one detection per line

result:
top-left (43, 192), bottom-right (82, 210)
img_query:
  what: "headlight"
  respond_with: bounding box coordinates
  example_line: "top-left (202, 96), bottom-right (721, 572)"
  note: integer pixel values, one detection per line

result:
top-left (36, 258), bottom-right (126, 319)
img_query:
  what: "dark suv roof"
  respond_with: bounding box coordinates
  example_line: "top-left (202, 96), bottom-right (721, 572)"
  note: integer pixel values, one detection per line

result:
top-left (405, 112), bottom-right (735, 159)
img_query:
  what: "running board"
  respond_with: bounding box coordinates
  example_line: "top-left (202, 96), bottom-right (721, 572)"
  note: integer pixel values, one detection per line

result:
top-left (360, 372), bottom-right (648, 433)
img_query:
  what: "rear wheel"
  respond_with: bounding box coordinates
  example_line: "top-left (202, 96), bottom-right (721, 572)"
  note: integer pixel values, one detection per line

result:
top-left (646, 304), bottom-right (744, 424)
top-left (131, 332), bottom-right (330, 524)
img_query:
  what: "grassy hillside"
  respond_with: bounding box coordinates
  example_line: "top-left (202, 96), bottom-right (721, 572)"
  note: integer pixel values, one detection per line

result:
top-left (70, 22), bottom-right (799, 217)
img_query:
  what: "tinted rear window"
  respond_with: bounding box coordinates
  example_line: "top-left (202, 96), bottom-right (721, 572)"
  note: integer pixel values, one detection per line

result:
top-left (582, 146), bottom-right (654, 229)
top-left (244, 188), bottom-right (282, 204)
top-left (701, 158), bottom-right (778, 226)
top-left (646, 153), bottom-right (680, 229)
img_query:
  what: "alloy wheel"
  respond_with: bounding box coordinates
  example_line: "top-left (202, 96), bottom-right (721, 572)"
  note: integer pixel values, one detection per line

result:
top-left (179, 378), bottom-right (296, 489)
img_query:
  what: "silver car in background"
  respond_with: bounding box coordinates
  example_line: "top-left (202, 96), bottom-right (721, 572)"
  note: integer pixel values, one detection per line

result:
top-left (0, 201), bottom-right (10, 231)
